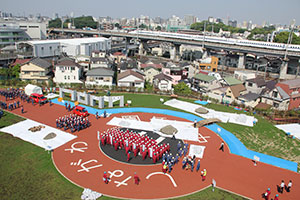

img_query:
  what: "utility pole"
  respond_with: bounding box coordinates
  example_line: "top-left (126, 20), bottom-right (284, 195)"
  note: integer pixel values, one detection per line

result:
top-left (202, 21), bottom-right (206, 48)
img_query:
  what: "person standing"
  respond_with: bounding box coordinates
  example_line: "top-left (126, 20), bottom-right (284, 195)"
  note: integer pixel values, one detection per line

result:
top-left (280, 180), bottom-right (285, 193)
top-left (103, 171), bottom-right (109, 184)
top-left (196, 160), bottom-right (201, 172)
top-left (193, 119), bottom-right (197, 128)
top-left (21, 105), bottom-right (24, 114)
top-left (287, 180), bottom-right (292, 192)
top-left (219, 141), bottom-right (224, 152)
top-left (201, 169), bottom-right (207, 181)
top-left (264, 188), bottom-right (271, 200)
top-left (127, 151), bottom-right (131, 162)
top-left (274, 194), bottom-right (279, 200)
top-left (134, 172), bottom-right (140, 185)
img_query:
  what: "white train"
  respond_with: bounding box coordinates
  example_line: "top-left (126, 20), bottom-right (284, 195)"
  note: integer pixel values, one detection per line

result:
top-left (129, 30), bottom-right (300, 52)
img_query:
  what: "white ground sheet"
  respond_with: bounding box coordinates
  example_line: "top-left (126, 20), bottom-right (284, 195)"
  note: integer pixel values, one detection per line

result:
top-left (164, 99), bottom-right (256, 127)
top-left (188, 144), bottom-right (206, 158)
top-left (0, 119), bottom-right (77, 150)
top-left (45, 93), bottom-right (59, 99)
top-left (275, 123), bottom-right (300, 140)
top-left (107, 116), bottom-right (199, 141)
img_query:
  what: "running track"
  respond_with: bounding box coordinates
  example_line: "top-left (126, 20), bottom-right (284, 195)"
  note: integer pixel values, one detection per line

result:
top-left (2, 96), bottom-right (300, 200)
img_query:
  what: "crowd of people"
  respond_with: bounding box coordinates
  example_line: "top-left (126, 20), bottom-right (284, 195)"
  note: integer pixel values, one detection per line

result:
top-left (0, 88), bottom-right (23, 101)
top-left (56, 114), bottom-right (91, 133)
top-left (99, 127), bottom-right (170, 163)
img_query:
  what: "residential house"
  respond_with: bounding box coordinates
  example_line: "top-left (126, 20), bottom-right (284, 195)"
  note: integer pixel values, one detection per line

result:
top-left (207, 86), bottom-right (229, 103)
top-left (234, 70), bottom-right (256, 81)
top-left (20, 57), bottom-right (52, 83)
top-left (10, 58), bottom-right (30, 67)
top-left (92, 50), bottom-right (106, 58)
top-left (118, 59), bottom-right (138, 73)
top-left (222, 76), bottom-right (243, 86)
top-left (144, 67), bottom-right (160, 83)
top-left (54, 57), bottom-right (83, 84)
top-left (90, 57), bottom-right (111, 69)
top-left (75, 55), bottom-right (90, 72)
top-left (162, 62), bottom-right (187, 85)
top-left (237, 92), bottom-right (260, 108)
top-left (85, 67), bottom-right (114, 87)
top-left (112, 52), bottom-right (126, 63)
top-left (260, 86), bottom-right (290, 111)
top-left (244, 77), bottom-right (266, 94)
top-left (195, 56), bottom-right (219, 72)
top-left (153, 73), bottom-right (173, 91)
top-left (117, 70), bottom-right (145, 88)
top-left (261, 78), bottom-right (300, 110)
top-left (191, 73), bottom-right (221, 93)
top-left (223, 84), bottom-right (247, 103)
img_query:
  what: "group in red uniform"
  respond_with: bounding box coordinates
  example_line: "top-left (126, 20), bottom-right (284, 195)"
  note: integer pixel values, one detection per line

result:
top-left (99, 127), bottom-right (170, 162)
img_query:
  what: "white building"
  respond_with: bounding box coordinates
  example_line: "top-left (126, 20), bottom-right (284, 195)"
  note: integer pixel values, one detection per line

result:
top-left (17, 37), bottom-right (111, 58)
top-left (85, 67), bottom-right (114, 87)
top-left (54, 57), bottom-right (83, 84)
top-left (18, 21), bottom-right (47, 40)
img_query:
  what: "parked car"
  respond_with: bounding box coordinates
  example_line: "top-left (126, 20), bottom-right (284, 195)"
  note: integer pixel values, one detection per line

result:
top-left (73, 106), bottom-right (89, 117)
top-left (30, 93), bottom-right (48, 104)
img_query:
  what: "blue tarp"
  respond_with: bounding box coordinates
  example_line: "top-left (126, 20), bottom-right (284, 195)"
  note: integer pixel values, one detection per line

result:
top-left (52, 98), bottom-right (298, 172)
top-left (194, 100), bottom-right (209, 105)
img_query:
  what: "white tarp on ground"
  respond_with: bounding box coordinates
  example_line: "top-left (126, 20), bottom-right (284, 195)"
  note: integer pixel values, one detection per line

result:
top-left (188, 144), bottom-right (206, 158)
top-left (275, 124), bottom-right (300, 140)
top-left (0, 119), bottom-right (77, 150)
top-left (81, 188), bottom-right (102, 200)
top-left (107, 116), bottom-right (199, 141)
top-left (24, 84), bottom-right (42, 96)
top-left (45, 93), bottom-right (59, 99)
top-left (164, 99), bottom-right (256, 127)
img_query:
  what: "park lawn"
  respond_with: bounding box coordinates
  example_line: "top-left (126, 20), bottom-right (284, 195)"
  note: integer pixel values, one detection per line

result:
top-left (204, 103), bottom-right (300, 169)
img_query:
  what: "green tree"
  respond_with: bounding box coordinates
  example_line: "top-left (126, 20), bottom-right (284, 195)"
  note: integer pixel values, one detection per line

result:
top-left (190, 21), bottom-right (246, 33)
top-left (155, 26), bottom-right (162, 31)
top-left (173, 82), bottom-right (191, 96)
top-left (139, 24), bottom-right (148, 29)
top-left (11, 64), bottom-right (21, 78)
top-left (48, 18), bottom-right (68, 28)
top-left (274, 31), bottom-right (300, 44)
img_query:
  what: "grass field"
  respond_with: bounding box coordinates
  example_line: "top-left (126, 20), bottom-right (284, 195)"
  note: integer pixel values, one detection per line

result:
top-left (204, 103), bottom-right (300, 170)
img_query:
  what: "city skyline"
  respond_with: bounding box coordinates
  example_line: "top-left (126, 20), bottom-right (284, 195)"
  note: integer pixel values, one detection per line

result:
top-left (1, 0), bottom-right (300, 26)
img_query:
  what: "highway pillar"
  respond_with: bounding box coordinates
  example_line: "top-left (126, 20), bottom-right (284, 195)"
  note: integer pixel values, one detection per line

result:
top-left (279, 60), bottom-right (288, 79)
top-left (238, 53), bottom-right (246, 69)
top-left (138, 42), bottom-right (144, 55)
top-left (170, 44), bottom-right (181, 61)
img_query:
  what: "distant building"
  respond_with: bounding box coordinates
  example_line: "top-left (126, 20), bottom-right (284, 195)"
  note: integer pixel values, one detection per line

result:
top-left (0, 23), bottom-right (27, 48)
top-left (17, 37), bottom-right (111, 58)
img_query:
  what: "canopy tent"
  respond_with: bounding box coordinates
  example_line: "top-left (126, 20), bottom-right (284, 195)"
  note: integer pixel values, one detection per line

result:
top-left (24, 84), bottom-right (42, 96)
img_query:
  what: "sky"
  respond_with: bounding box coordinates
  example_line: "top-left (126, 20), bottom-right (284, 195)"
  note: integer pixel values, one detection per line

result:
top-left (1, 0), bottom-right (300, 26)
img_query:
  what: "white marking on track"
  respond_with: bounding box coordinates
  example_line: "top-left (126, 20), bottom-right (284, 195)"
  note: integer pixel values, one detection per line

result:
top-left (146, 172), bottom-right (177, 187)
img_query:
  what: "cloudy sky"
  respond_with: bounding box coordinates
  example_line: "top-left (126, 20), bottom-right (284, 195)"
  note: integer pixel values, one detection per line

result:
top-left (1, 0), bottom-right (299, 25)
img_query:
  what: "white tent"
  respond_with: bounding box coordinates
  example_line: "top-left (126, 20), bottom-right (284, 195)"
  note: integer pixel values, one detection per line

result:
top-left (24, 84), bottom-right (42, 96)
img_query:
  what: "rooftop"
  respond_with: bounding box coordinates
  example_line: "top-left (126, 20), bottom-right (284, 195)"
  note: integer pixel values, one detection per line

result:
top-left (193, 73), bottom-right (216, 82)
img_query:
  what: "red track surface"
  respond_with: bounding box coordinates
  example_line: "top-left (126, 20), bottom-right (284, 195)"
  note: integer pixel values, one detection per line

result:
top-left (2, 96), bottom-right (300, 200)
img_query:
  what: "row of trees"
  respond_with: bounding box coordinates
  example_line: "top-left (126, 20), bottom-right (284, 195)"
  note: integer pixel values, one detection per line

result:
top-left (48, 16), bottom-right (97, 29)
top-left (190, 21), bottom-right (247, 34)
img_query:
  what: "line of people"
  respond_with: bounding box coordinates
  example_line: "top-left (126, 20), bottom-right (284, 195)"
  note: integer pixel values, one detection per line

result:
top-left (263, 180), bottom-right (292, 200)
top-left (99, 127), bottom-right (170, 163)
top-left (56, 114), bottom-right (91, 133)
top-left (0, 88), bottom-right (23, 101)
